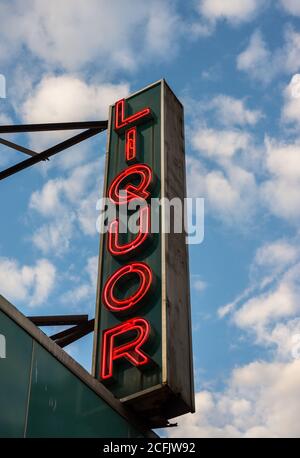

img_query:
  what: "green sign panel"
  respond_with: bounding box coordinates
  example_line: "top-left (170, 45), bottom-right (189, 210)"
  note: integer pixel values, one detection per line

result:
top-left (93, 81), bottom-right (194, 426)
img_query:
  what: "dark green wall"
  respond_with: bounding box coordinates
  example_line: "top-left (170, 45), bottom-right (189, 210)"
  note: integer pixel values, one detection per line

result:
top-left (0, 310), bottom-right (148, 438)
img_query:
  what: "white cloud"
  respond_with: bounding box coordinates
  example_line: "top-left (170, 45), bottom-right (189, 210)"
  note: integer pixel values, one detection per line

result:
top-left (185, 96), bottom-right (262, 229)
top-left (77, 190), bottom-right (100, 236)
top-left (192, 275), bottom-right (207, 293)
top-left (30, 179), bottom-right (65, 217)
top-left (219, 239), bottom-right (299, 319)
top-left (184, 94), bottom-right (262, 129)
top-left (264, 138), bottom-right (300, 180)
top-left (30, 162), bottom-right (99, 215)
top-left (237, 30), bottom-right (272, 83)
top-left (175, 236), bottom-right (300, 438)
top-left (61, 255), bottom-right (98, 306)
top-left (282, 74), bottom-right (300, 128)
top-left (0, 257), bottom-right (56, 306)
top-left (187, 88), bottom-right (300, 230)
top-left (198, 0), bottom-right (265, 25)
top-left (237, 28), bottom-right (300, 83)
top-left (233, 263), bottom-right (300, 330)
top-left (144, 3), bottom-right (180, 58)
top-left (85, 256), bottom-right (98, 290)
top-left (187, 157), bottom-right (258, 226)
top-left (262, 178), bottom-right (300, 221)
top-left (22, 75), bottom-right (129, 124)
top-left (169, 360), bottom-right (300, 437)
top-left (284, 28), bottom-right (300, 74)
top-left (280, 0), bottom-right (300, 16)
top-left (20, 75), bottom-right (129, 154)
top-left (0, 0), bottom-right (180, 72)
top-left (31, 216), bottom-right (74, 256)
top-left (254, 239), bottom-right (299, 270)
top-left (29, 161), bottom-right (101, 254)
top-left (0, 113), bottom-right (12, 125)
top-left (61, 284), bottom-right (91, 305)
top-left (192, 127), bottom-right (251, 158)
top-left (188, 22), bottom-right (214, 38)
top-left (188, 123), bottom-right (258, 226)
top-left (265, 318), bottom-right (300, 361)
top-left (219, 237), bottom-right (300, 361)
top-left (261, 137), bottom-right (300, 222)
top-left (191, 0), bottom-right (266, 38)
top-left (206, 95), bottom-right (262, 127)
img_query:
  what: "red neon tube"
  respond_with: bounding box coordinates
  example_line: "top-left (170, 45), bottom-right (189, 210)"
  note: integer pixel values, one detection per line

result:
top-left (115, 98), bottom-right (152, 131)
top-left (100, 317), bottom-right (151, 380)
top-left (108, 206), bottom-right (150, 257)
top-left (125, 127), bottom-right (137, 163)
top-left (102, 262), bottom-right (153, 313)
top-left (108, 163), bottom-right (153, 205)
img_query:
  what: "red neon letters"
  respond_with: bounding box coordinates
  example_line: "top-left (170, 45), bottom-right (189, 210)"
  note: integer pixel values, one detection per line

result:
top-left (125, 127), bottom-right (137, 163)
top-left (115, 98), bottom-right (152, 131)
top-left (108, 163), bottom-right (153, 205)
top-left (108, 206), bottom-right (150, 257)
top-left (100, 97), bottom-right (155, 381)
top-left (101, 318), bottom-right (151, 380)
top-left (102, 262), bottom-right (152, 313)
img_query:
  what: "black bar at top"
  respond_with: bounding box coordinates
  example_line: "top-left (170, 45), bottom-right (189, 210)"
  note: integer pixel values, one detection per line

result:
top-left (0, 120), bottom-right (108, 134)
top-left (28, 314), bottom-right (89, 327)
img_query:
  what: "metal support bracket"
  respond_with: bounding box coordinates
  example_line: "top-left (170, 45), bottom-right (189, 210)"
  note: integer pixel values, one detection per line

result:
top-left (0, 120), bottom-right (108, 181)
top-left (27, 314), bottom-right (95, 348)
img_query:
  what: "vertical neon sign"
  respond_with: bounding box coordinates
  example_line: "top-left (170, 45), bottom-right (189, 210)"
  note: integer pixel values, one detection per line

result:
top-left (93, 81), bottom-right (194, 426)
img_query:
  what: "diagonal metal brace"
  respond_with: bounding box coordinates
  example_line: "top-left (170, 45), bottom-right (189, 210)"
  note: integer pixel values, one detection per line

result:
top-left (0, 128), bottom-right (103, 181)
top-left (0, 137), bottom-right (49, 160)
top-left (50, 319), bottom-right (95, 348)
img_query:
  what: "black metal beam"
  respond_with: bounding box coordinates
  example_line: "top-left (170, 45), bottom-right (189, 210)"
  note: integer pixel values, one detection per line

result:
top-left (0, 127), bottom-right (103, 181)
top-left (0, 120), bottom-right (108, 134)
top-left (0, 137), bottom-right (48, 160)
top-left (28, 314), bottom-right (89, 327)
top-left (51, 319), bottom-right (95, 348)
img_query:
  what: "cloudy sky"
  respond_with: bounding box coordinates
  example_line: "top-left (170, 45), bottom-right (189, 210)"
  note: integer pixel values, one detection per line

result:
top-left (1, 0), bottom-right (300, 438)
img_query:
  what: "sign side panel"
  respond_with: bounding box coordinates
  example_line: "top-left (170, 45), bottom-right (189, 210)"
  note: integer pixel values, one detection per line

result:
top-left (163, 82), bottom-right (195, 414)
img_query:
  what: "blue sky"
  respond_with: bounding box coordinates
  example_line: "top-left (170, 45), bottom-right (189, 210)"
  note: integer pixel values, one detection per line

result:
top-left (1, 0), bottom-right (300, 437)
